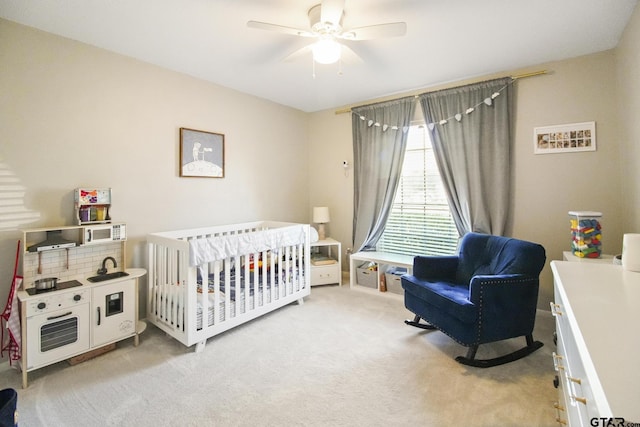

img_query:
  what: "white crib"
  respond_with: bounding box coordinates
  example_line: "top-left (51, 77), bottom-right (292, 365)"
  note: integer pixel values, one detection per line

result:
top-left (146, 221), bottom-right (311, 351)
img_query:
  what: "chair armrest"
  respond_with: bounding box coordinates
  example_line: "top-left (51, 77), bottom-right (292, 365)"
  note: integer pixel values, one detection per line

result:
top-left (413, 255), bottom-right (459, 281)
top-left (469, 274), bottom-right (539, 306)
top-left (468, 274), bottom-right (541, 341)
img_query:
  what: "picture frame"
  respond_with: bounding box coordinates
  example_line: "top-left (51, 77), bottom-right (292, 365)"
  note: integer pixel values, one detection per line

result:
top-left (533, 121), bottom-right (596, 154)
top-left (179, 127), bottom-right (225, 178)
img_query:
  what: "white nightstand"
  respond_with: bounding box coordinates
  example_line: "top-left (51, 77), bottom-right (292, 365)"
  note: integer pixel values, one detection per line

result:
top-left (310, 238), bottom-right (342, 286)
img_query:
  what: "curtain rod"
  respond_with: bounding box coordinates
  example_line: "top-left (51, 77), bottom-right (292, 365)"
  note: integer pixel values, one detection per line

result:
top-left (334, 69), bottom-right (548, 115)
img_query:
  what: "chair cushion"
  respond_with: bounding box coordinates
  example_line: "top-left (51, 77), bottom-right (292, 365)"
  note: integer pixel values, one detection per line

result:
top-left (401, 275), bottom-right (477, 324)
top-left (455, 233), bottom-right (546, 284)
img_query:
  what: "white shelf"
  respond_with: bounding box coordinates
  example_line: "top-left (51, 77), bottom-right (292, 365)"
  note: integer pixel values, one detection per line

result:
top-left (349, 251), bottom-right (413, 292)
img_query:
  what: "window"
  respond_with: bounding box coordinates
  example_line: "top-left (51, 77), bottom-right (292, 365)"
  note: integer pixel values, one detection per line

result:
top-left (377, 124), bottom-right (459, 256)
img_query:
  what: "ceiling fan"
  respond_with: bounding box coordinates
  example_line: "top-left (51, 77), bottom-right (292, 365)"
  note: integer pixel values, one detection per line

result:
top-left (247, 0), bottom-right (407, 66)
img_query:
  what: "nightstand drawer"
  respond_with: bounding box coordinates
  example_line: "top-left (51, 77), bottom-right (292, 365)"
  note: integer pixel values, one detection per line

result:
top-left (311, 264), bottom-right (340, 285)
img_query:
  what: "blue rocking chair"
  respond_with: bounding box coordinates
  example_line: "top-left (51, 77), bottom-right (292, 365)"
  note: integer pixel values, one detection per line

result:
top-left (401, 232), bottom-right (546, 368)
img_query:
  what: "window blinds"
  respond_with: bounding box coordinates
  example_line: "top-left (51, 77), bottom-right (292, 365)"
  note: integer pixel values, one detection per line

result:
top-left (378, 125), bottom-right (458, 256)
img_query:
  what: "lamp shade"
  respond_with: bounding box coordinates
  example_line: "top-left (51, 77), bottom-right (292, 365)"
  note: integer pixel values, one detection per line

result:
top-left (312, 39), bottom-right (341, 64)
top-left (313, 207), bottom-right (330, 223)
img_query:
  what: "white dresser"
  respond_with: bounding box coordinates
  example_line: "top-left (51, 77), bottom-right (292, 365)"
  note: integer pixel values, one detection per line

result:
top-left (550, 261), bottom-right (640, 425)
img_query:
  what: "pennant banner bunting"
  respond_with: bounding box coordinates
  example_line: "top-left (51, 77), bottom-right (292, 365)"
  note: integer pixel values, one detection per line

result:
top-left (353, 80), bottom-right (512, 133)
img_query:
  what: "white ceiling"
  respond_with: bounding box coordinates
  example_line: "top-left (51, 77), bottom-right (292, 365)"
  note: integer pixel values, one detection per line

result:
top-left (1, 0), bottom-right (637, 112)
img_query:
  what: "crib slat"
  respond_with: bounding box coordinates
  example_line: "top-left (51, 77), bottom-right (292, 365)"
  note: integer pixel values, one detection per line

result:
top-left (149, 244), bottom-right (158, 321)
top-left (259, 250), bottom-right (265, 306)
top-left (170, 249), bottom-right (177, 328)
top-left (160, 247), bottom-right (168, 322)
top-left (244, 253), bottom-right (251, 309)
top-left (284, 246), bottom-right (291, 297)
top-left (222, 259), bottom-right (230, 324)
top-left (298, 242), bottom-right (304, 291)
top-left (270, 250), bottom-right (276, 303)
top-left (156, 246), bottom-right (164, 321)
top-left (201, 262), bottom-right (210, 329)
top-left (291, 245), bottom-right (298, 293)
top-left (234, 255), bottom-right (243, 316)
top-left (256, 251), bottom-right (262, 306)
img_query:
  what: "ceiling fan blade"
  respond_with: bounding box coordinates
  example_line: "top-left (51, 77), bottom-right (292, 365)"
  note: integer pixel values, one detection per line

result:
top-left (282, 44), bottom-right (313, 62)
top-left (247, 20), bottom-right (315, 38)
top-left (340, 22), bottom-right (407, 40)
top-left (339, 44), bottom-right (364, 65)
top-left (320, 0), bottom-right (345, 26)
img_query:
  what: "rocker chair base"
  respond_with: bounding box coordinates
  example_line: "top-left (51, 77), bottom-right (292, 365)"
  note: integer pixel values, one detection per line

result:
top-left (404, 315), bottom-right (438, 330)
top-left (405, 316), bottom-right (543, 368)
top-left (455, 335), bottom-right (544, 368)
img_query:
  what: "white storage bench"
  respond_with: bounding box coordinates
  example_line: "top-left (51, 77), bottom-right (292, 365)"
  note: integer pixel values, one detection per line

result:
top-left (349, 251), bottom-right (413, 294)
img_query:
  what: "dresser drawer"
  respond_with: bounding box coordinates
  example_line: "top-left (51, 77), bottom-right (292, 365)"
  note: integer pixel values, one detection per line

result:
top-left (311, 264), bottom-right (340, 285)
top-left (554, 324), bottom-right (593, 426)
top-left (552, 286), bottom-right (599, 425)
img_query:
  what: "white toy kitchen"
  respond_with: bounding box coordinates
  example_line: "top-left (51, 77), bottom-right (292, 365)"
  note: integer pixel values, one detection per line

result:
top-left (16, 190), bottom-right (145, 388)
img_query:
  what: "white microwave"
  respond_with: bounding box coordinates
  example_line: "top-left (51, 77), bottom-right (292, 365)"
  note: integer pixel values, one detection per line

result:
top-left (83, 223), bottom-right (127, 245)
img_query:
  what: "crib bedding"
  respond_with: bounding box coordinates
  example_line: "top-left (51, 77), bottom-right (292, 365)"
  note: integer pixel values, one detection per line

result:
top-left (193, 282), bottom-right (302, 329)
top-left (196, 265), bottom-right (302, 300)
top-left (196, 286), bottom-right (270, 329)
top-left (197, 268), bottom-right (270, 300)
top-left (188, 225), bottom-right (308, 266)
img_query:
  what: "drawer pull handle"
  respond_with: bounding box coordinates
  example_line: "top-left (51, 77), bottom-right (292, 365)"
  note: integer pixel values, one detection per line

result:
top-left (46, 311), bottom-right (73, 321)
top-left (571, 395), bottom-right (587, 405)
top-left (552, 352), bottom-right (564, 371)
top-left (554, 402), bottom-right (567, 425)
top-left (550, 302), bottom-right (563, 316)
top-left (568, 376), bottom-right (582, 385)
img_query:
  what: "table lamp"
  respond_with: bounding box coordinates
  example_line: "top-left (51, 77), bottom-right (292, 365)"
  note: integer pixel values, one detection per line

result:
top-left (313, 207), bottom-right (330, 240)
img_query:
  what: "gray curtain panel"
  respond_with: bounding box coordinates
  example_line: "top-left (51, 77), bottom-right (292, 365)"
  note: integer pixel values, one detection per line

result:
top-left (419, 77), bottom-right (514, 236)
top-left (352, 97), bottom-right (416, 252)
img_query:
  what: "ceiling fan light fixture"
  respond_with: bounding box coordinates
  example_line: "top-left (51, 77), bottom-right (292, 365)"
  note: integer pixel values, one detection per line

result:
top-left (312, 38), bottom-right (341, 64)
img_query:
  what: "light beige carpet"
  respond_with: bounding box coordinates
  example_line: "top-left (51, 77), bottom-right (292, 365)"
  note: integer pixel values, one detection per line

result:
top-left (1, 284), bottom-right (557, 426)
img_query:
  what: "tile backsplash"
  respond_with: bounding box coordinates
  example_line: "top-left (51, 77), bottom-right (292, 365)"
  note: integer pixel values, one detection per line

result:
top-left (23, 242), bottom-right (123, 287)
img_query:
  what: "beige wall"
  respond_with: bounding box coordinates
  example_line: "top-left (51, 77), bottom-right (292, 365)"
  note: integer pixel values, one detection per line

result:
top-left (0, 20), bottom-right (310, 309)
top-left (307, 110), bottom-right (354, 255)
top-left (617, 5), bottom-right (640, 232)
top-left (511, 51), bottom-right (624, 306)
top-left (308, 20), bottom-right (640, 308)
